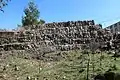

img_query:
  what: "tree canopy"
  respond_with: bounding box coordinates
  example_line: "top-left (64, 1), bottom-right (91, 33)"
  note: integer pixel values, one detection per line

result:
top-left (0, 0), bottom-right (11, 12)
top-left (22, 0), bottom-right (45, 26)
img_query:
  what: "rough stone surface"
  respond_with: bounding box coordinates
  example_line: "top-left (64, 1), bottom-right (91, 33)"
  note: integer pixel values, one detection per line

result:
top-left (0, 20), bottom-right (119, 53)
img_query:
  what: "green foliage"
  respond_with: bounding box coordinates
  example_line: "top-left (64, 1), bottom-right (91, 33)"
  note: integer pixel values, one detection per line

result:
top-left (38, 19), bottom-right (45, 24)
top-left (22, 0), bottom-right (40, 26)
top-left (0, 0), bottom-right (11, 12)
top-left (17, 24), bottom-right (22, 27)
top-left (110, 64), bottom-right (118, 71)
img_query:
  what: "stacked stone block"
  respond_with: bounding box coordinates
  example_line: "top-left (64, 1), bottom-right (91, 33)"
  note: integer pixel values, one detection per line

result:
top-left (0, 20), bottom-right (114, 52)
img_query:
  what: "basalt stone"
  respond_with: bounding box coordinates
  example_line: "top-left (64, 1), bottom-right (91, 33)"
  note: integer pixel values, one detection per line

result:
top-left (94, 74), bottom-right (106, 80)
top-left (0, 20), bottom-right (119, 54)
top-left (94, 72), bottom-right (120, 80)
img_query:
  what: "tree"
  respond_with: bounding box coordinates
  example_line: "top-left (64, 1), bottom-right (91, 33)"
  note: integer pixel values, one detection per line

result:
top-left (22, 0), bottom-right (40, 26)
top-left (38, 19), bottom-right (45, 24)
top-left (0, 0), bottom-right (10, 12)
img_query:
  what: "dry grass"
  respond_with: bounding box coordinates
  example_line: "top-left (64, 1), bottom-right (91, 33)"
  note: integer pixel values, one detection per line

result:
top-left (0, 50), bottom-right (120, 80)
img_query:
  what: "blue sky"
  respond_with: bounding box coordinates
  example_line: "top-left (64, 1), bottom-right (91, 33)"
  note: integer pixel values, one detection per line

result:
top-left (0, 0), bottom-right (120, 30)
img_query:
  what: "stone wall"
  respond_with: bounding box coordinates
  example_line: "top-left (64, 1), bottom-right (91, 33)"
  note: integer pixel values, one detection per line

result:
top-left (0, 20), bottom-right (117, 53)
top-left (106, 21), bottom-right (120, 33)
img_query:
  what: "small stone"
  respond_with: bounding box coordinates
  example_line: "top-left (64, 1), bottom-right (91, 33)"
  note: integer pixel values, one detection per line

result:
top-left (3, 66), bottom-right (6, 71)
top-left (39, 68), bottom-right (42, 71)
top-left (14, 65), bottom-right (19, 71)
top-left (63, 76), bottom-right (66, 79)
top-left (26, 76), bottom-right (31, 80)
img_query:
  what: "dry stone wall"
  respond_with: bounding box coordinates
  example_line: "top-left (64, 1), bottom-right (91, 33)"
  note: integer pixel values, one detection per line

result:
top-left (0, 20), bottom-right (116, 53)
top-left (21, 20), bottom-right (112, 52)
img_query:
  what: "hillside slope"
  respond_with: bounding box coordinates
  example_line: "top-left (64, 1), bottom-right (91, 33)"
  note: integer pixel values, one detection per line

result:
top-left (0, 50), bottom-right (120, 80)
